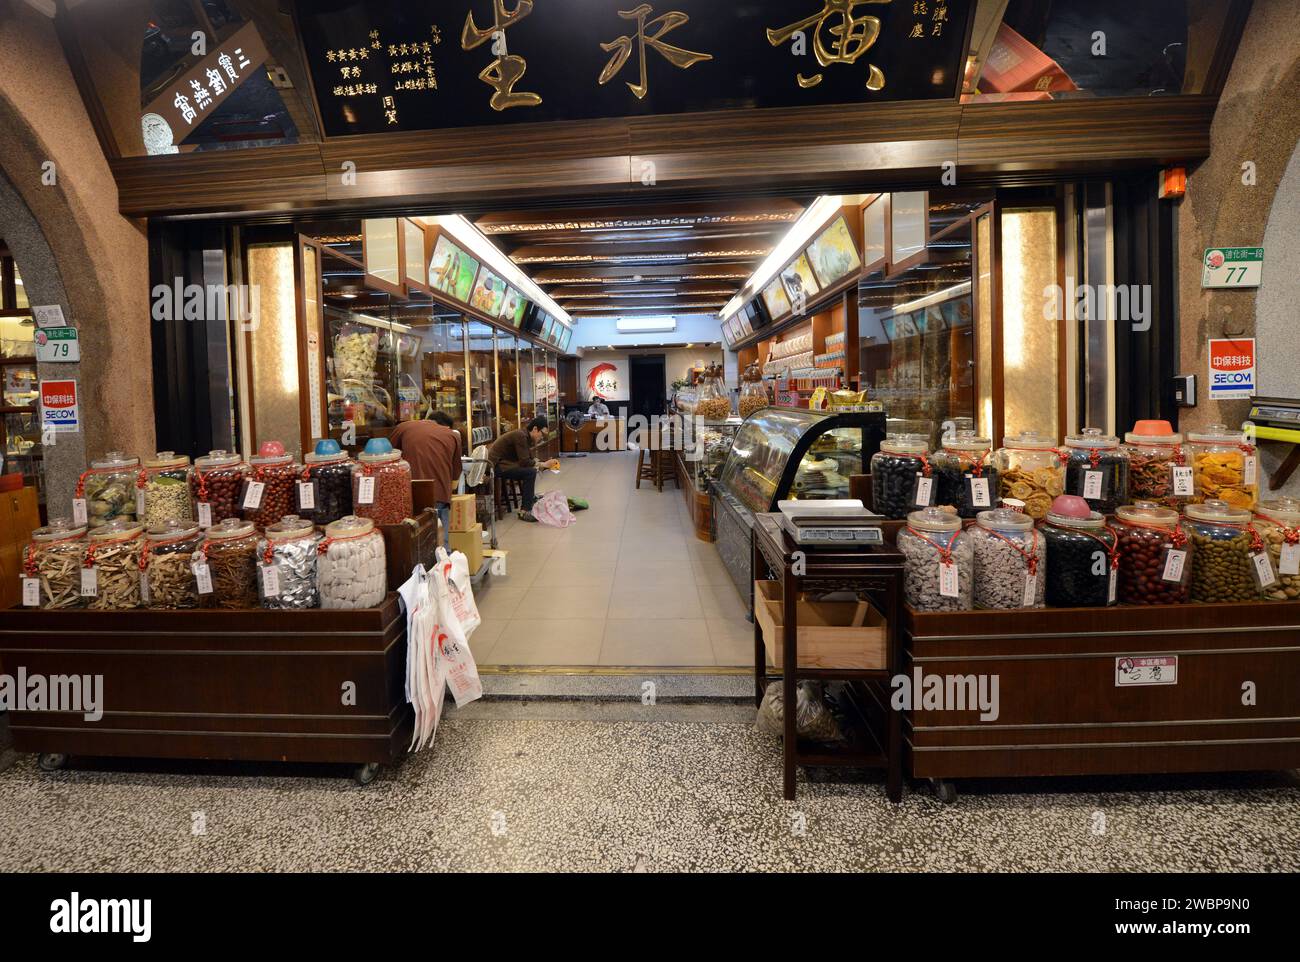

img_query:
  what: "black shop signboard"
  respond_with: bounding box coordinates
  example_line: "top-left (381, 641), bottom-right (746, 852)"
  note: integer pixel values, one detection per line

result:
top-left (294, 0), bottom-right (975, 136)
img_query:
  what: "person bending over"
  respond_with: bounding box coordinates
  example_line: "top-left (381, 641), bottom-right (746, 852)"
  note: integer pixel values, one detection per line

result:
top-left (489, 416), bottom-right (558, 522)
top-left (390, 409), bottom-right (462, 547)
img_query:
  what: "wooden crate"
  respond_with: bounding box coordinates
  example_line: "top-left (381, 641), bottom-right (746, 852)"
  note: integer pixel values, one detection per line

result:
top-left (754, 579), bottom-right (887, 670)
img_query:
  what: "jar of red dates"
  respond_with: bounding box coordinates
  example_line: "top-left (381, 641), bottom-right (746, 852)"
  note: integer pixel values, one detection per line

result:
top-left (242, 448), bottom-right (301, 529)
top-left (1114, 502), bottom-right (1192, 605)
top-left (353, 441), bottom-right (413, 527)
top-left (190, 450), bottom-right (249, 529)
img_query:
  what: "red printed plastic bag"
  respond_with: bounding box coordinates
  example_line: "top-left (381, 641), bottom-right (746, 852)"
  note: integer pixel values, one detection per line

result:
top-left (437, 546), bottom-right (481, 635)
top-left (532, 489), bottom-right (576, 528)
top-left (433, 549), bottom-right (483, 709)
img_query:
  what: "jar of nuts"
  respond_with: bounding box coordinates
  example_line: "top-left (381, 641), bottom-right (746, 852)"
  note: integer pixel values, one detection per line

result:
top-left (1187, 424), bottom-right (1257, 510)
top-left (1183, 499), bottom-right (1271, 603)
top-left (1121, 420), bottom-right (1192, 509)
top-left (140, 452), bottom-right (193, 526)
top-left (141, 520), bottom-right (205, 610)
top-left (739, 362), bottom-right (769, 420)
top-left (298, 439), bottom-right (354, 526)
top-left (23, 519), bottom-right (88, 609)
top-left (202, 518), bottom-right (260, 609)
top-left (898, 507), bottom-right (972, 611)
top-left (870, 434), bottom-right (935, 520)
top-left (242, 447), bottom-right (301, 529)
top-left (995, 431), bottom-right (1066, 520)
top-left (1254, 498), bottom-right (1300, 602)
top-left (1114, 502), bottom-right (1192, 605)
top-left (191, 450), bottom-right (249, 528)
top-left (1063, 428), bottom-right (1129, 515)
top-left (695, 364), bottom-right (732, 421)
top-left (969, 507), bottom-right (1046, 609)
top-left (933, 431), bottom-right (998, 519)
top-left (353, 441), bottom-right (413, 527)
top-left (83, 519), bottom-right (145, 610)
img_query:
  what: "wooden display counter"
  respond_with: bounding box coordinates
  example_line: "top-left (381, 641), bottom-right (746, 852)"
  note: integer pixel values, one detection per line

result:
top-left (901, 602), bottom-right (1300, 784)
top-left (562, 418), bottom-right (625, 453)
top-left (675, 450), bottom-right (713, 542)
top-left (0, 598), bottom-right (412, 778)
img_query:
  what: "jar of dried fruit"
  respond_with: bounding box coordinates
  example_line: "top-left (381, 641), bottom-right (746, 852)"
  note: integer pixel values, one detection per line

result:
top-left (1254, 498), bottom-right (1300, 602)
top-left (191, 450), bottom-right (249, 528)
top-left (139, 452), bottom-right (193, 526)
top-left (76, 452), bottom-right (141, 529)
top-left (201, 518), bottom-right (260, 609)
top-left (739, 362), bottom-right (769, 419)
top-left (933, 431), bottom-right (998, 519)
top-left (141, 520), bottom-right (205, 610)
top-left (353, 439), bottom-right (413, 526)
top-left (1063, 428), bottom-right (1129, 515)
top-left (23, 519), bottom-right (88, 609)
top-left (83, 519), bottom-right (145, 610)
top-left (1121, 420), bottom-right (1192, 509)
top-left (899, 507), bottom-right (972, 611)
top-left (994, 431), bottom-right (1066, 520)
top-left (1187, 423), bottom-right (1257, 510)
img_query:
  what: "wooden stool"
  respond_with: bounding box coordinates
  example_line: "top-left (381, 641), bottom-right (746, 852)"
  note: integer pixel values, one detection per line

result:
top-left (656, 449), bottom-right (678, 491)
top-left (635, 447), bottom-right (658, 489)
top-left (495, 475), bottom-right (524, 518)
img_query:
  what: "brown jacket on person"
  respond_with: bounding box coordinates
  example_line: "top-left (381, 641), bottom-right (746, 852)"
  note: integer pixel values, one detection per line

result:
top-left (389, 420), bottom-right (461, 504)
top-left (488, 428), bottom-right (535, 472)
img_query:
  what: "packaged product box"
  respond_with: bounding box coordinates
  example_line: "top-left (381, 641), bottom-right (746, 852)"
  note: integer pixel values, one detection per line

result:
top-left (483, 549), bottom-right (508, 576)
top-left (450, 522), bottom-right (485, 573)
top-left (449, 493), bottom-right (477, 532)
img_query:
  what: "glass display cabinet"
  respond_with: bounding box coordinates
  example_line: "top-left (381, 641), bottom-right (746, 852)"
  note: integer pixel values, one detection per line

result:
top-left (713, 409), bottom-right (887, 605)
top-left (684, 419), bottom-right (743, 493)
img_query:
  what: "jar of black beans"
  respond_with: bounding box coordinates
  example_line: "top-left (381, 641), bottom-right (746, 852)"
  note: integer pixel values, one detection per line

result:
top-left (1039, 509), bottom-right (1118, 607)
top-left (1064, 428), bottom-right (1129, 515)
top-left (871, 434), bottom-right (935, 520)
top-left (934, 432), bottom-right (999, 519)
top-left (298, 449), bottom-right (355, 526)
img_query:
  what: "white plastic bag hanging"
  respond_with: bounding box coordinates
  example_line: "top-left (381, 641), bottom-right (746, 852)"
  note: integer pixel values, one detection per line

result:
top-left (397, 565), bottom-right (439, 751)
top-left (437, 546), bottom-right (481, 635)
top-left (433, 548), bottom-right (483, 708)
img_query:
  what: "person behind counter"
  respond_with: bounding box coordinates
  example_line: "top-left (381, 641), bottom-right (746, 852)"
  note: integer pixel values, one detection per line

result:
top-left (390, 410), bottom-right (462, 546)
top-left (490, 416), bottom-right (559, 523)
top-left (587, 396), bottom-right (611, 419)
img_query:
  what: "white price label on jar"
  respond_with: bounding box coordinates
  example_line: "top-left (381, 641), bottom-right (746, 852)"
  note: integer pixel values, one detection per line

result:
top-left (1022, 572), bottom-right (1038, 607)
top-left (1082, 470), bottom-right (1104, 500)
top-left (1281, 542), bottom-right (1300, 576)
top-left (72, 498), bottom-right (88, 526)
top-left (260, 563), bottom-right (281, 598)
top-left (1244, 456), bottom-right (1258, 487)
top-left (938, 561), bottom-right (959, 598)
top-left (1171, 465), bottom-right (1194, 497)
top-left (242, 480), bottom-right (265, 511)
top-left (1162, 548), bottom-right (1188, 583)
top-left (913, 475), bottom-right (933, 507)
top-left (22, 577), bottom-right (41, 607)
top-left (357, 475), bottom-right (376, 505)
top-left (1252, 550), bottom-right (1278, 588)
top-left (135, 488), bottom-right (147, 517)
top-left (967, 475), bottom-right (991, 508)
top-left (192, 562), bottom-right (213, 595)
top-left (297, 481), bottom-right (316, 511)
top-left (80, 566), bottom-right (98, 597)
top-left (140, 571), bottom-right (151, 605)
top-left (1107, 566), bottom-right (1118, 604)
top-left (197, 502), bottom-right (213, 528)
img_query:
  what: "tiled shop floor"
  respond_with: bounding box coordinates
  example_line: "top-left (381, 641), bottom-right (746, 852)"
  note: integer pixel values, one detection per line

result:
top-left (475, 451), bottom-right (753, 668)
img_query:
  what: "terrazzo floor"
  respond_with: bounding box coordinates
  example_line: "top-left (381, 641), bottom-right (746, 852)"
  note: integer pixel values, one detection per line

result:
top-left (3, 703), bottom-right (1299, 872)
top-left (474, 450), bottom-right (755, 668)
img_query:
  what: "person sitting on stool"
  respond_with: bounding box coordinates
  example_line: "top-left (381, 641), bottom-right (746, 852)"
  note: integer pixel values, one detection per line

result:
top-left (489, 416), bottom-right (558, 523)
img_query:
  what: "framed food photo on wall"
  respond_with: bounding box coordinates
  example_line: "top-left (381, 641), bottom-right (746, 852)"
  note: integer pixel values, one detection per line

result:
top-left (429, 234), bottom-right (479, 303)
top-left (806, 214), bottom-right (863, 288)
top-left (779, 253), bottom-right (821, 307)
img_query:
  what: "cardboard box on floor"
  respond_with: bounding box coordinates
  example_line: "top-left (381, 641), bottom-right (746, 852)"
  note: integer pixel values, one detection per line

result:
top-left (450, 522), bottom-right (484, 573)
top-left (450, 494), bottom-right (477, 532)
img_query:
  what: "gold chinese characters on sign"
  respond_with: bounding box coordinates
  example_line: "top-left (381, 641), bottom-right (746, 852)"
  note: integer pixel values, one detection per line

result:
top-left (598, 4), bottom-right (712, 100)
top-left (767, 0), bottom-right (891, 91)
top-left (462, 0), bottom-right (541, 110)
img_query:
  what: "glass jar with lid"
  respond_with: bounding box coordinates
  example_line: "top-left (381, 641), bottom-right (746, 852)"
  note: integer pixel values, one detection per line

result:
top-left (994, 431), bottom-right (1065, 520)
top-left (933, 431), bottom-right (998, 519)
top-left (190, 450), bottom-right (249, 528)
top-left (969, 507), bottom-right (1046, 609)
top-left (22, 519), bottom-right (87, 609)
top-left (870, 434), bottom-right (936, 520)
top-left (352, 439), bottom-right (413, 526)
top-left (898, 507), bottom-right (972, 611)
top-left (201, 518), bottom-right (260, 609)
top-left (1063, 428), bottom-right (1129, 515)
top-left (738, 362), bottom-right (770, 419)
top-left (1254, 498), bottom-right (1300, 602)
top-left (259, 515), bottom-right (323, 610)
top-left (674, 383), bottom-right (698, 417)
top-left (1183, 499), bottom-right (1270, 602)
top-left (83, 519), bottom-right (145, 610)
top-left (695, 363), bottom-right (732, 421)
top-left (242, 441), bottom-right (301, 529)
top-left (140, 452), bottom-right (193, 526)
top-left (76, 451), bottom-right (141, 529)
top-left (1187, 424), bottom-right (1257, 509)
top-left (141, 520), bottom-right (205, 610)
top-left (1114, 502), bottom-right (1191, 605)
top-left (1039, 496), bottom-right (1117, 608)
top-left (318, 515), bottom-right (388, 610)
top-left (1122, 420), bottom-right (1192, 508)
top-left (298, 438), bottom-right (354, 525)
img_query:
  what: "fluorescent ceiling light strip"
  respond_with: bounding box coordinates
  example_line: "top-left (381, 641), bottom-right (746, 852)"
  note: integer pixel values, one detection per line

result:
top-left (719, 194), bottom-right (843, 319)
top-left (883, 281), bottom-right (972, 318)
top-left (433, 214), bottom-right (573, 328)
